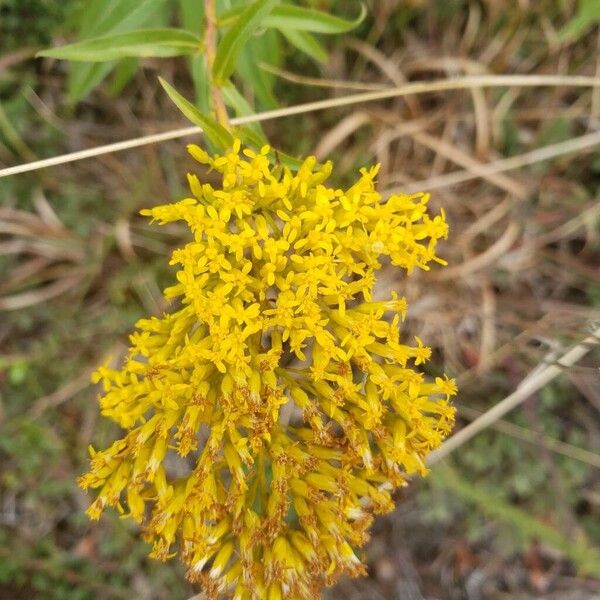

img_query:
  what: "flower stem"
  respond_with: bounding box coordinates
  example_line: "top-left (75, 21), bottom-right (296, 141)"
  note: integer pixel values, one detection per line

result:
top-left (204, 0), bottom-right (230, 129)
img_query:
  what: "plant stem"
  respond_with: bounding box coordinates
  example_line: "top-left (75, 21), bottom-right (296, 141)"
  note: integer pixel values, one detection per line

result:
top-left (204, 0), bottom-right (230, 129)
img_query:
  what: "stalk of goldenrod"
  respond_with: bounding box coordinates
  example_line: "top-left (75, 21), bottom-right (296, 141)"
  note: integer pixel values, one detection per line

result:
top-left (80, 141), bottom-right (456, 599)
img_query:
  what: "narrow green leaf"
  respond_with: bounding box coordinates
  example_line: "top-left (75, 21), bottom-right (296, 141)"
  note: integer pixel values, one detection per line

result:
top-left (179, 0), bottom-right (210, 111)
top-left (279, 28), bottom-right (327, 63)
top-left (179, 0), bottom-right (205, 32)
top-left (220, 3), bottom-right (366, 34)
top-left (222, 83), bottom-right (255, 116)
top-left (66, 0), bottom-right (169, 102)
top-left (158, 77), bottom-right (234, 151)
top-left (38, 29), bottom-right (202, 62)
top-left (235, 125), bottom-right (268, 149)
top-left (109, 57), bottom-right (139, 96)
top-left (78, 0), bottom-right (133, 37)
top-left (236, 31), bottom-right (279, 109)
top-left (559, 0), bottom-right (600, 41)
top-left (265, 3), bottom-right (366, 33)
top-left (189, 55), bottom-right (212, 114)
top-left (213, 0), bottom-right (277, 84)
top-left (267, 148), bottom-right (304, 170)
top-left (222, 83), bottom-right (266, 139)
top-left (68, 62), bottom-right (116, 103)
top-left (218, 5), bottom-right (246, 28)
top-left (79, 0), bottom-right (165, 37)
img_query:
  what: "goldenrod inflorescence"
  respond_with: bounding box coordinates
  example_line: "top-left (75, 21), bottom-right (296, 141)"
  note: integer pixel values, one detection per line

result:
top-left (80, 141), bottom-right (457, 599)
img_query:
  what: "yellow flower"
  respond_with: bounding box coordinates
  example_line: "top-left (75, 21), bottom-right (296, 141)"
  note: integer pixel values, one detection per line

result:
top-left (80, 142), bottom-right (457, 599)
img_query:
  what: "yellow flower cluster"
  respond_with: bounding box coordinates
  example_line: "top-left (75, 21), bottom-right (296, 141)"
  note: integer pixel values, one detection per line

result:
top-left (80, 141), bottom-right (456, 599)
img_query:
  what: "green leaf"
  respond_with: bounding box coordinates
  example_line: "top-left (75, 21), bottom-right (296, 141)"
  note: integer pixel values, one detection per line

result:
top-left (38, 29), bottom-right (202, 62)
top-left (222, 83), bottom-right (255, 116)
top-left (222, 83), bottom-right (266, 139)
top-left (68, 62), bottom-right (116, 103)
top-left (279, 28), bottom-right (327, 62)
top-left (236, 30), bottom-right (279, 109)
top-left (560, 0), bottom-right (600, 41)
top-left (220, 3), bottom-right (366, 34)
top-left (265, 3), bottom-right (366, 33)
top-left (158, 77), bottom-right (234, 151)
top-left (66, 0), bottom-right (169, 102)
top-left (190, 55), bottom-right (212, 114)
top-left (267, 147), bottom-right (304, 170)
top-left (213, 0), bottom-right (277, 84)
top-left (179, 0), bottom-right (205, 32)
top-left (179, 0), bottom-right (210, 111)
top-left (109, 57), bottom-right (139, 96)
top-left (76, 0), bottom-right (130, 37)
top-left (234, 125), bottom-right (268, 149)
top-left (78, 0), bottom-right (161, 37)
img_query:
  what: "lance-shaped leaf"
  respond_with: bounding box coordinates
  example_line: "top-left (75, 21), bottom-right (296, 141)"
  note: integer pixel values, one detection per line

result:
top-left (213, 0), bottom-right (277, 85)
top-left (220, 3), bottom-right (366, 34)
top-left (179, 0), bottom-right (205, 31)
top-left (222, 83), bottom-right (266, 139)
top-left (38, 29), bottom-right (202, 62)
top-left (279, 28), bottom-right (327, 63)
top-left (264, 3), bottom-right (366, 33)
top-left (66, 0), bottom-right (169, 102)
top-left (158, 77), bottom-right (234, 151)
top-left (236, 29), bottom-right (280, 109)
top-left (560, 0), bottom-right (600, 41)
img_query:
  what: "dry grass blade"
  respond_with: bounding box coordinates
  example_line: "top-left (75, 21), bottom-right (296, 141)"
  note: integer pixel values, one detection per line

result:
top-left (314, 112), bottom-right (372, 159)
top-left (0, 205), bottom-right (87, 310)
top-left (430, 220), bottom-right (521, 281)
top-left (259, 63), bottom-right (390, 91)
top-left (1, 75), bottom-right (599, 178)
top-left (0, 276), bottom-right (82, 310)
top-left (411, 131), bottom-right (528, 200)
top-left (389, 129), bottom-right (600, 195)
top-left (428, 326), bottom-right (600, 465)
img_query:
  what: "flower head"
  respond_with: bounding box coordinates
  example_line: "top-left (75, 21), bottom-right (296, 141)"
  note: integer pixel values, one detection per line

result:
top-left (81, 142), bottom-right (456, 599)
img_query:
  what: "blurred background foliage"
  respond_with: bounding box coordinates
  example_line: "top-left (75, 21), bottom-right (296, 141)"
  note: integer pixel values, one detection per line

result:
top-left (1, 0), bottom-right (600, 598)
